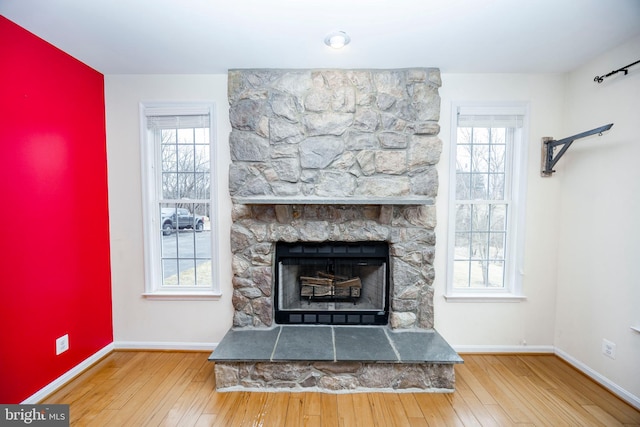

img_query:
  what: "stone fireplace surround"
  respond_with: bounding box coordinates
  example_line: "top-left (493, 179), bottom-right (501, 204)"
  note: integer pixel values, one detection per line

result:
top-left (230, 203), bottom-right (438, 329)
top-left (210, 68), bottom-right (462, 392)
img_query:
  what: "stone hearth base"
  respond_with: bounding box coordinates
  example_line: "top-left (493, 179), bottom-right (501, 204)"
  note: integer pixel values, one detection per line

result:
top-left (214, 361), bottom-right (456, 393)
top-left (209, 326), bottom-right (462, 393)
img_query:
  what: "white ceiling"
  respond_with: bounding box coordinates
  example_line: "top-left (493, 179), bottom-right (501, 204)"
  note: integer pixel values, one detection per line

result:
top-left (2, 0), bottom-right (639, 75)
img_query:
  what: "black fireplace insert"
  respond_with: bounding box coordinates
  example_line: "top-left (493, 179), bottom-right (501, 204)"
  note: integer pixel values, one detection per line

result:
top-left (274, 241), bottom-right (389, 325)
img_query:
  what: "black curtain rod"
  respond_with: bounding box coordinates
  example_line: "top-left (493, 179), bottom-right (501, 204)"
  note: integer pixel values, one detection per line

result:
top-left (594, 59), bottom-right (640, 83)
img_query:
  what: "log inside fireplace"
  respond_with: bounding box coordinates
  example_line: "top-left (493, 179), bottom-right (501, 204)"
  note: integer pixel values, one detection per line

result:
top-left (300, 273), bottom-right (362, 303)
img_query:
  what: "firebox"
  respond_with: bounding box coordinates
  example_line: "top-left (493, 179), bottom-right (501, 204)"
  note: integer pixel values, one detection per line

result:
top-left (274, 241), bottom-right (390, 325)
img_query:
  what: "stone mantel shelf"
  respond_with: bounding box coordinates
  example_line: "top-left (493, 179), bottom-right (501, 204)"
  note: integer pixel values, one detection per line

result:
top-left (232, 197), bottom-right (435, 206)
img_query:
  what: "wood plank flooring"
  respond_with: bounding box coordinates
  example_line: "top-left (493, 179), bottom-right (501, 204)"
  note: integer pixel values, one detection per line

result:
top-left (42, 351), bottom-right (640, 426)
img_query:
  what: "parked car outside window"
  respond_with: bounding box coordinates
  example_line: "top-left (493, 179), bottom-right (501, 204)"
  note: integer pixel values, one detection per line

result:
top-left (161, 208), bottom-right (204, 235)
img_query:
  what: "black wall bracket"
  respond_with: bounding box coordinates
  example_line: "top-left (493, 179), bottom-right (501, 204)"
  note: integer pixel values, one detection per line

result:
top-left (541, 123), bottom-right (613, 177)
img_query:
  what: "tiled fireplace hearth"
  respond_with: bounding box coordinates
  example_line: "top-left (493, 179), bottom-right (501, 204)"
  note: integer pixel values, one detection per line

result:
top-left (210, 68), bottom-right (462, 392)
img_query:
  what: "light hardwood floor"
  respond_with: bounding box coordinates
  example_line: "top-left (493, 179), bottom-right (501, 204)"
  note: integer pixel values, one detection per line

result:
top-left (43, 351), bottom-right (640, 426)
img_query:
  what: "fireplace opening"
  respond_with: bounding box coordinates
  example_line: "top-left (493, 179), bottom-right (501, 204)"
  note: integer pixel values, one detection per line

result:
top-left (274, 241), bottom-right (390, 325)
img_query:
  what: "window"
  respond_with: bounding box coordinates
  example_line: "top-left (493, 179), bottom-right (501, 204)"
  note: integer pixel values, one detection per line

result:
top-left (446, 104), bottom-right (528, 301)
top-left (140, 103), bottom-right (219, 298)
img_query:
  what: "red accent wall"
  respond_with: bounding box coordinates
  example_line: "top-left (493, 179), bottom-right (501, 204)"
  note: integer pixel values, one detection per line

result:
top-left (0, 16), bottom-right (113, 403)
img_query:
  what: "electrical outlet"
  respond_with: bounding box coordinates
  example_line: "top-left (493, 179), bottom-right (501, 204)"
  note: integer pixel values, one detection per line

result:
top-left (56, 334), bottom-right (69, 355)
top-left (602, 339), bottom-right (616, 359)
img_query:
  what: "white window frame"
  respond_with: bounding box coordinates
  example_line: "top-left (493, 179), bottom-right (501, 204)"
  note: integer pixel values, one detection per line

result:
top-left (445, 102), bottom-right (529, 302)
top-left (139, 102), bottom-right (221, 299)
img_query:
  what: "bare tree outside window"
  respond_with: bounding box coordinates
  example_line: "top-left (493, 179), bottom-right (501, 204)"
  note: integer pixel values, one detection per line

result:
top-left (453, 126), bottom-right (510, 288)
top-left (161, 127), bottom-right (211, 217)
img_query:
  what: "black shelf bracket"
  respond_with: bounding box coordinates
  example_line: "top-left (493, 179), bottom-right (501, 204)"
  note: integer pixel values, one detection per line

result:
top-left (541, 123), bottom-right (613, 177)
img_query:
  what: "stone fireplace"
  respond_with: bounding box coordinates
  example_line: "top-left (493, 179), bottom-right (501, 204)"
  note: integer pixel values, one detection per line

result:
top-left (228, 68), bottom-right (442, 329)
top-left (210, 68), bottom-right (462, 392)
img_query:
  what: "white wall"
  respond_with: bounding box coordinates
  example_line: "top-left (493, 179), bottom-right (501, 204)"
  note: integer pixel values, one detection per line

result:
top-left (105, 72), bottom-right (565, 350)
top-left (555, 34), bottom-right (640, 399)
top-left (105, 75), bottom-right (234, 346)
top-left (435, 74), bottom-right (565, 348)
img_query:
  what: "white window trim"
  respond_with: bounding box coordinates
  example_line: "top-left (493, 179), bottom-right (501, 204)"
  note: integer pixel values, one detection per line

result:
top-left (444, 102), bottom-right (529, 302)
top-left (139, 102), bottom-right (221, 300)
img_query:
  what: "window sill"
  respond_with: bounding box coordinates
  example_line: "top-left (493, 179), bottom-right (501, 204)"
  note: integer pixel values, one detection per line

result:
top-left (142, 292), bottom-right (222, 301)
top-left (443, 293), bottom-right (526, 303)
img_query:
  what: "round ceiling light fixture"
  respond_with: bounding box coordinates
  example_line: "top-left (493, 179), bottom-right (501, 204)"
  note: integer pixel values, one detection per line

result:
top-left (324, 31), bottom-right (351, 49)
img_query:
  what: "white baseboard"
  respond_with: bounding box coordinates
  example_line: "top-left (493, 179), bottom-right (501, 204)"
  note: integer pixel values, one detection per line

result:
top-left (23, 342), bottom-right (639, 411)
top-left (555, 348), bottom-right (640, 410)
top-left (454, 344), bottom-right (555, 354)
top-left (114, 341), bottom-right (217, 352)
top-left (22, 343), bottom-right (114, 404)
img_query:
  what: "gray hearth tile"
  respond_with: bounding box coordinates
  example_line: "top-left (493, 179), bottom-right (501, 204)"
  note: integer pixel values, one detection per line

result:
top-left (272, 325), bottom-right (334, 361)
top-left (209, 327), bottom-right (280, 361)
top-left (386, 329), bottom-right (464, 363)
top-left (209, 326), bottom-right (463, 366)
top-left (334, 326), bottom-right (398, 361)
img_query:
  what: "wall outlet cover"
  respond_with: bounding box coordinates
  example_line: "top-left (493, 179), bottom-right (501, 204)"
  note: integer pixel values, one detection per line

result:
top-left (602, 339), bottom-right (616, 359)
top-left (56, 334), bottom-right (69, 355)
